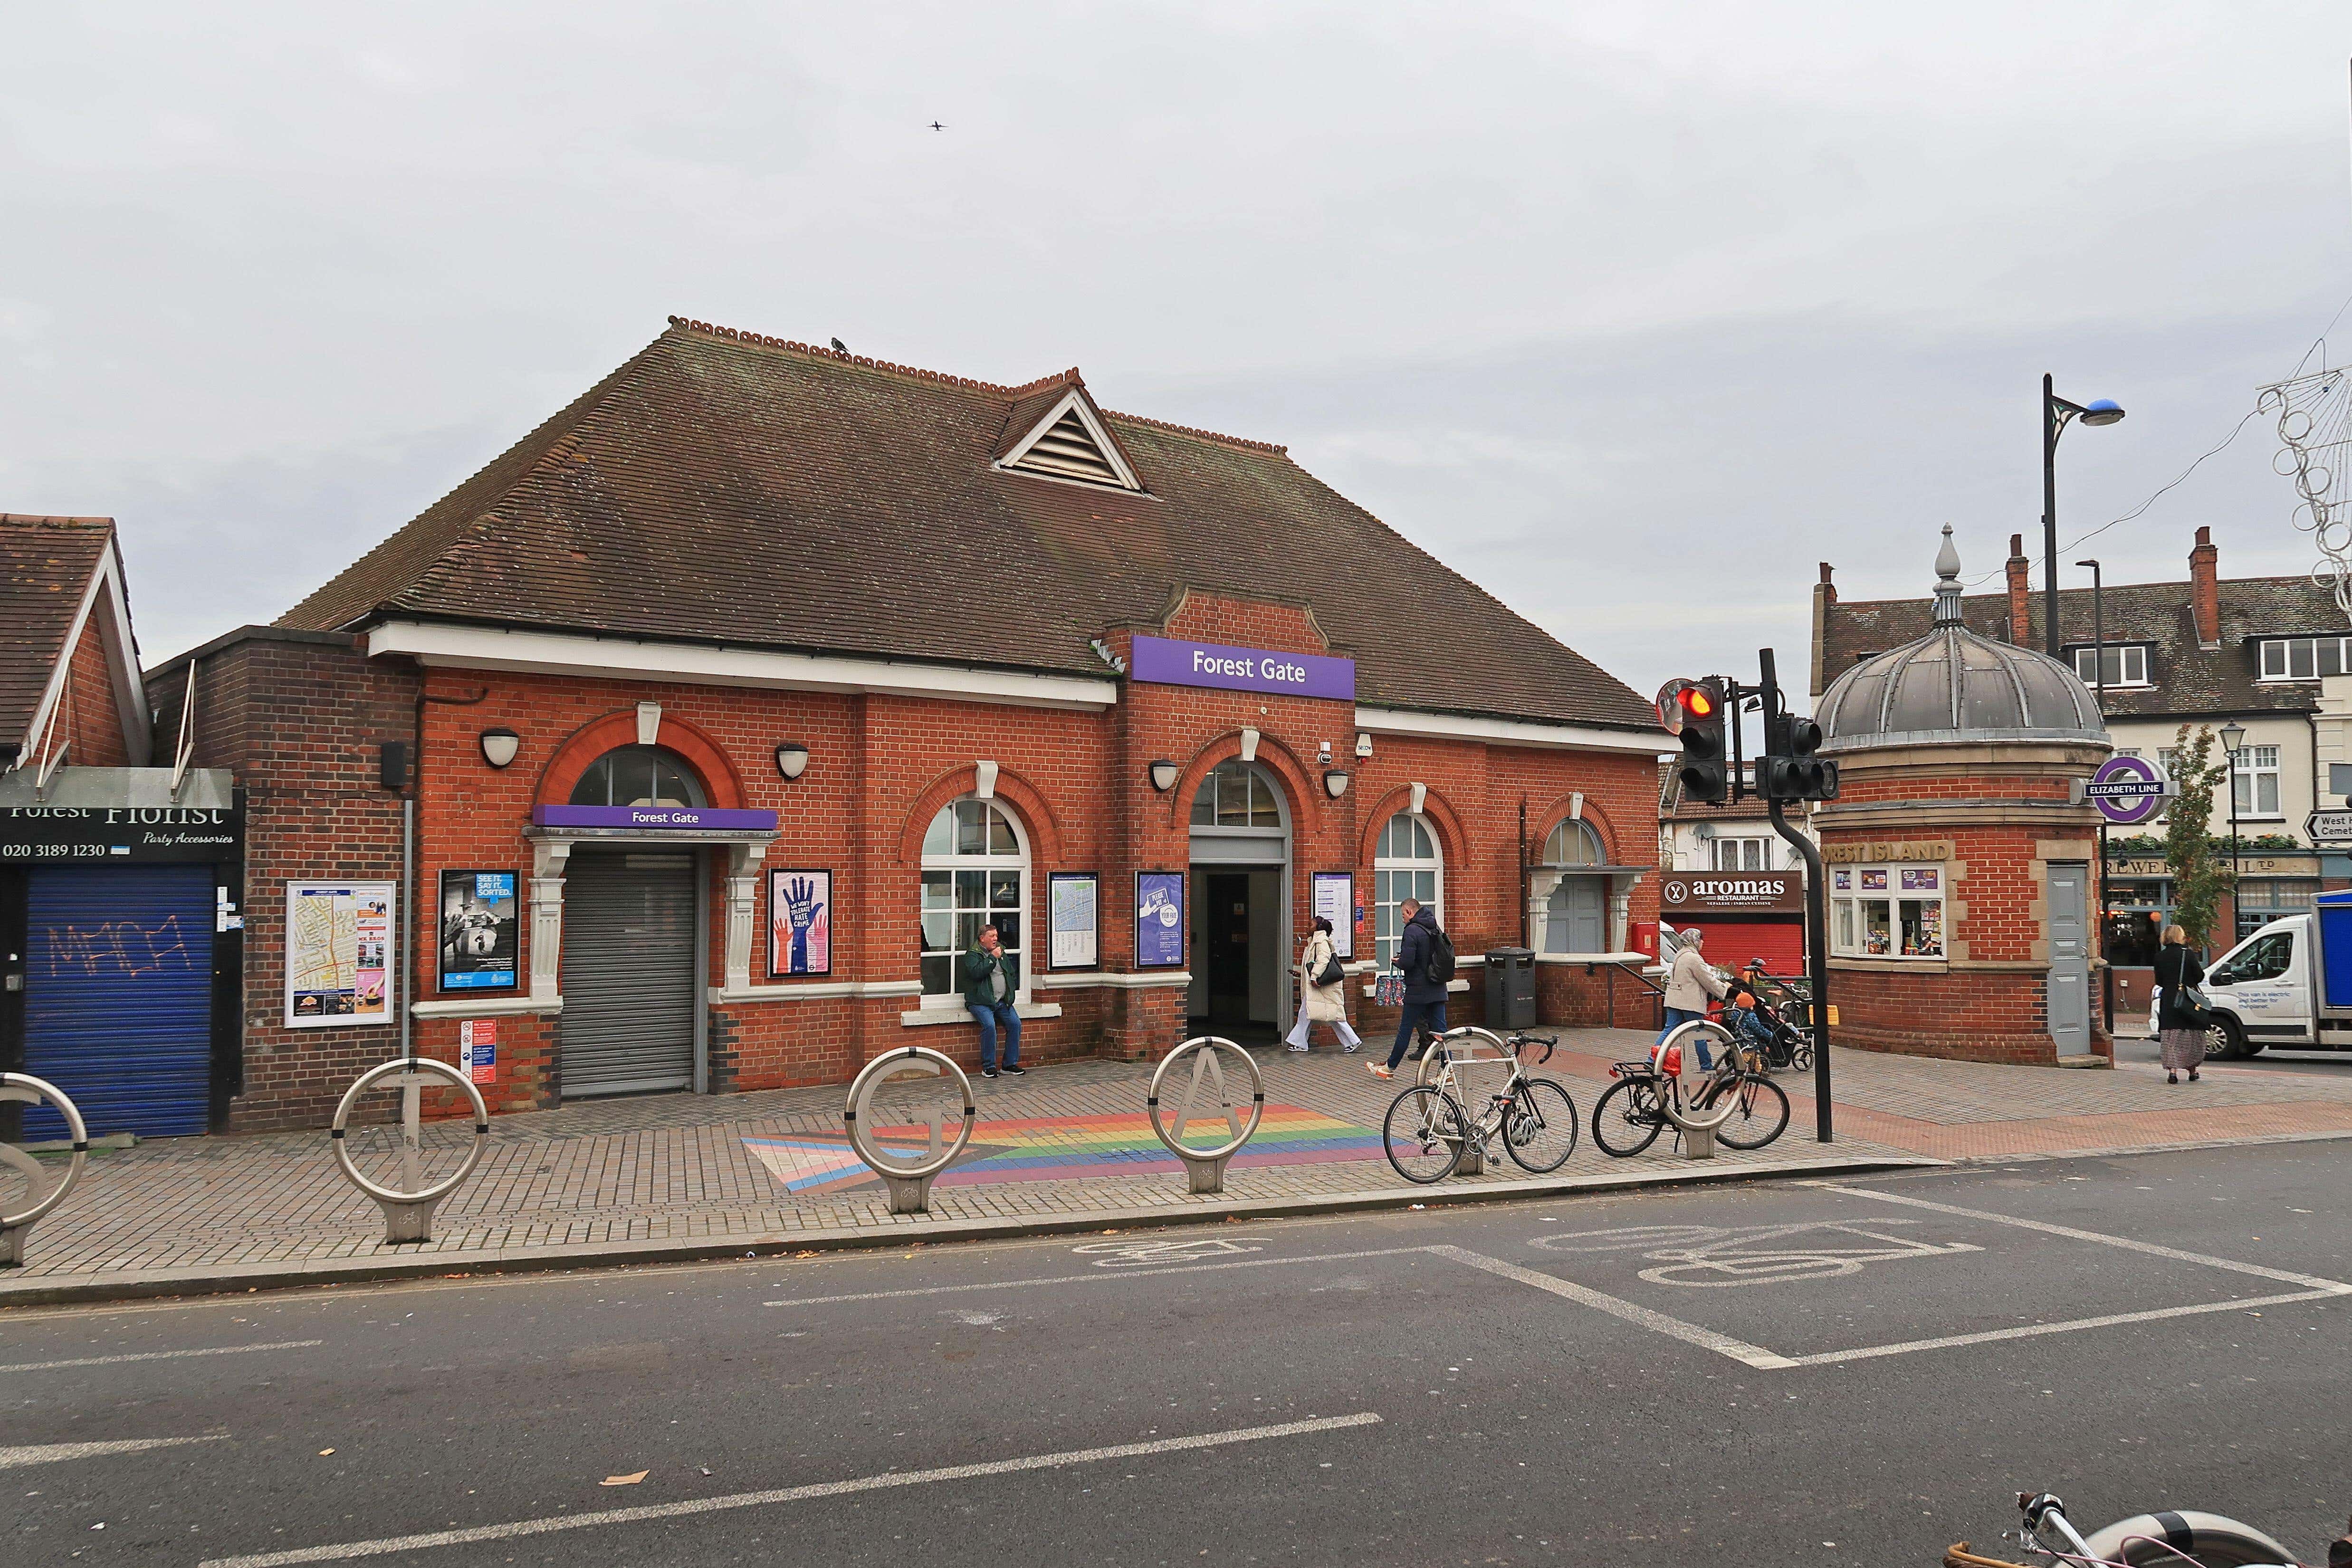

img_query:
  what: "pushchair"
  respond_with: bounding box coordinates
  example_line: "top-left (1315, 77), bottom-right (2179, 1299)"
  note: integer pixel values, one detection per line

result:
top-left (1714, 964), bottom-right (1815, 1074)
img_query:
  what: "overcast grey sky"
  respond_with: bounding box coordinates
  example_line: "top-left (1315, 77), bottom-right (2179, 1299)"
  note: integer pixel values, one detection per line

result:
top-left (5, 4), bottom-right (2351, 708)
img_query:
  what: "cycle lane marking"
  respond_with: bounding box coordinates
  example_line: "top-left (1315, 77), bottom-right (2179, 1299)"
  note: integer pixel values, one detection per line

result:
top-left (0, 1339), bottom-right (322, 1374)
top-left (0, 1434), bottom-right (228, 1470)
top-left (1423, 1244), bottom-right (1798, 1369)
top-left (194, 1411), bottom-right (1386, 1567)
top-left (762, 1245), bottom-right (1427, 1306)
top-left (1780, 1286), bottom-right (2350, 1367)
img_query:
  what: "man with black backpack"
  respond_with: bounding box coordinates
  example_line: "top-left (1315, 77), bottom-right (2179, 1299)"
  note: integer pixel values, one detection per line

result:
top-left (1372, 897), bottom-right (1454, 1080)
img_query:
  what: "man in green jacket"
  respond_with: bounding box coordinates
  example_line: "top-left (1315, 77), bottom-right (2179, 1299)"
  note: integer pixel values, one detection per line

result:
top-left (963, 925), bottom-right (1024, 1077)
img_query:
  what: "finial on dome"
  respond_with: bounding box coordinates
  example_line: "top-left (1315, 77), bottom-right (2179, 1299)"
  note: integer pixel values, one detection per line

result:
top-left (1932, 525), bottom-right (1964, 625)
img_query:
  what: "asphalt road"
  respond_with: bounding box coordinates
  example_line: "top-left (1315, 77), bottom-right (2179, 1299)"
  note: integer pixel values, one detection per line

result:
top-left (8, 1142), bottom-right (2352, 1568)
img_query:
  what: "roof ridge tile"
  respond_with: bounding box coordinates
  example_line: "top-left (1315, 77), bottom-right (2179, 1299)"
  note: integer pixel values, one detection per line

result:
top-left (665, 315), bottom-right (1042, 396)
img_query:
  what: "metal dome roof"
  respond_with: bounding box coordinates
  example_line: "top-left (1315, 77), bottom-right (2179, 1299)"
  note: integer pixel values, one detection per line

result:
top-left (1818, 526), bottom-right (2107, 752)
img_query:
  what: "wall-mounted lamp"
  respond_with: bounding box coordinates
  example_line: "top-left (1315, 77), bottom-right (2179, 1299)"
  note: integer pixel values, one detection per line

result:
top-left (1148, 758), bottom-right (1180, 792)
top-left (1323, 769), bottom-right (1350, 799)
top-left (1355, 732), bottom-right (1374, 759)
top-left (774, 742), bottom-right (810, 781)
top-left (478, 727), bottom-right (521, 769)
top-left (1317, 740), bottom-right (1332, 765)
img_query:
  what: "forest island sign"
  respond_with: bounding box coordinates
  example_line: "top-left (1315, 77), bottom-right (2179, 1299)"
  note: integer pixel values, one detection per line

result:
top-left (1821, 840), bottom-right (1951, 865)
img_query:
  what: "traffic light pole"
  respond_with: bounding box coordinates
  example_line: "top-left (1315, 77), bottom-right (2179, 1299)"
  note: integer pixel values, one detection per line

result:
top-left (1756, 649), bottom-right (1834, 1142)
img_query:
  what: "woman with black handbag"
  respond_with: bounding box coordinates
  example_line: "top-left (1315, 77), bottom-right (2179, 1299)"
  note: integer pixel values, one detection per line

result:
top-left (1284, 916), bottom-right (1363, 1054)
top-left (2153, 924), bottom-right (2207, 1085)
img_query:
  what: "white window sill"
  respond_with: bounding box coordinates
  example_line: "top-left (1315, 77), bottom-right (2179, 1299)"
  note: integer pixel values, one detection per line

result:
top-left (411, 994), bottom-right (562, 1018)
top-left (1360, 978), bottom-right (1473, 997)
top-left (709, 981), bottom-right (923, 1004)
top-left (1034, 970), bottom-right (1193, 989)
top-left (900, 1001), bottom-right (1065, 1027)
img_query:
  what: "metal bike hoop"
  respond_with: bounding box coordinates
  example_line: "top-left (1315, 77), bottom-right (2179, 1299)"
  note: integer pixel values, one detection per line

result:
top-left (843, 1046), bottom-right (976, 1182)
top-left (0, 1072), bottom-right (89, 1231)
top-left (330, 1057), bottom-right (491, 1205)
top-left (1147, 1036), bottom-right (1265, 1164)
top-left (1418, 1025), bottom-right (1516, 1082)
top-left (1654, 1020), bottom-right (1741, 1134)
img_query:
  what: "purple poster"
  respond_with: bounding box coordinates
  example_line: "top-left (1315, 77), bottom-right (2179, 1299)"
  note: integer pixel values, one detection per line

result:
top-left (768, 869), bottom-right (832, 977)
top-left (1136, 871), bottom-right (1186, 968)
top-left (1129, 635), bottom-right (1355, 701)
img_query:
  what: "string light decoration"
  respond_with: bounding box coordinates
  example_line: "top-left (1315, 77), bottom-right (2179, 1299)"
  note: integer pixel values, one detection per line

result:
top-left (2257, 365), bottom-right (2352, 620)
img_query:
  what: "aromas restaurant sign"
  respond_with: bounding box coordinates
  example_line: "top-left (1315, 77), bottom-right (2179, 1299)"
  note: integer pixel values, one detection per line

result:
top-left (1658, 871), bottom-right (1804, 914)
top-left (1130, 635), bottom-right (1354, 702)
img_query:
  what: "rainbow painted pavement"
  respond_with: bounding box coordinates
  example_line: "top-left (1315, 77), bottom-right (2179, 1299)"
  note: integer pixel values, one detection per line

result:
top-left (743, 1103), bottom-right (1382, 1196)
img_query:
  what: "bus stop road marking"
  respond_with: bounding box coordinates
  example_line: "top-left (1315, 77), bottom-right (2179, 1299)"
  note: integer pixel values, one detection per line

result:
top-left (0, 1339), bottom-right (322, 1374)
top-left (1424, 1244), bottom-right (1799, 1370)
top-left (0, 1434), bottom-right (227, 1470)
top-left (195, 1412), bottom-right (1386, 1568)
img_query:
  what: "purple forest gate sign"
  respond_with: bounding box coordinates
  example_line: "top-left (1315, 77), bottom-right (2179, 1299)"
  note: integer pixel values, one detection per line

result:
top-left (2085, 754), bottom-right (2168, 827)
top-left (1129, 636), bottom-right (1355, 702)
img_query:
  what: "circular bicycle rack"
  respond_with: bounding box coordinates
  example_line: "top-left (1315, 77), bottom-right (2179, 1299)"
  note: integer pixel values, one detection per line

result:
top-left (331, 1057), bottom-right (491, 1244)
top-left (1148, 1036), bottom-right (1265, 1195)
top-left (1653, 1018), bottom-right (1742, 1156)
top-left (843, 1046), bottom-right (976, 1214)
top-left (0, 1073), bottom-right (88, 1268)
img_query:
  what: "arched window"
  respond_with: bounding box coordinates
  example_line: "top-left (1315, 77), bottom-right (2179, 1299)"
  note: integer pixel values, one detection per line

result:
top-left (1190, 759), bottom-right (1281, 827)
top-left (1538, 818), bottom-right (1606, 955)
top-left (569, 745), bottom-right (706, 808)
top-left (1373, 812), bottom-right (1441, 966)
top-left (919, 797), bottom-right (1028, 1001)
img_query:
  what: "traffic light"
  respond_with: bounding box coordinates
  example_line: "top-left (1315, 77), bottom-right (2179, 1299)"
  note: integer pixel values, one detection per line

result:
top-left (1763, 713), bottom-right (1840, 801)
top-left (1660, 677), bottom-right (1729, 804)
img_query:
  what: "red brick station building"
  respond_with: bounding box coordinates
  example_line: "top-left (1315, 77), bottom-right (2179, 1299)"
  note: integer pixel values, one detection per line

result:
top-left (3, 319), bottom-right (1678, 1136)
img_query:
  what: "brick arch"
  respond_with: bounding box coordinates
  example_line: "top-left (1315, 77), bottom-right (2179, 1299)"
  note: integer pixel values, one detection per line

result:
top-left (536, 709), bottom-right (747, 810)
top-left (1161, 732), bottom-right (1319, 832)
top-left (894, 765), bottom-right (1066, 867)
top-left (1356, 784), bottom-right (1471, 869)
top-left (1526, 791), bottom-right (1625, 867)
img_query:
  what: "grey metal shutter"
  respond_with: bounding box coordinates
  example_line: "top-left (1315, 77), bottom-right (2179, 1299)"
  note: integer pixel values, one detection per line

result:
top-left (558, 851), bottom-right (698, 1097)
top-left (23, 865), bottom-right (215, 1138)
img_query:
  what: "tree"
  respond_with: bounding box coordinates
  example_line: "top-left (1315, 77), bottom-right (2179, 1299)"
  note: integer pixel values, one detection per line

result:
top-left (2162, 722), bottom-right (2236, 948)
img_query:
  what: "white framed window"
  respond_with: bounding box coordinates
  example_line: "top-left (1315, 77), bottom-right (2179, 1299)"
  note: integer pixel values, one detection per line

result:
top-left (2068, 645), bottom-right (2150, 687)
top-left (2258, 637), bottom-right (2352, 680)
top-left (1190, 758), bottom-right (1281, 826)
top-left (919, 797), bottom-right (1028, 1003)
top-left (569, 745), bottom-right (706, 807)
top-left (1373, 812), bottom-right (1442, 966)
top-left (1711, 837), bottom-right (1769, 871)
top-left (2232, 744), bottom-right (2282, 817)
top-left (1829, 865), bottom-right (1945, 959)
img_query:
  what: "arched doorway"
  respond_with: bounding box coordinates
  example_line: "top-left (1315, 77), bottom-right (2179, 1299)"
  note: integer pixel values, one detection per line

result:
top-left (1536, 818), bottom-right (1606, 956)
top-left (1186, 758), bottom-right (1291, 1040)
top-left (558, 744), bottom-right (708, 1097)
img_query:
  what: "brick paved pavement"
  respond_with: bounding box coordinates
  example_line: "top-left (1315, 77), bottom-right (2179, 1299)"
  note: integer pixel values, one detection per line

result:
top-left (5, 1029), bottom-right (2349, 1296)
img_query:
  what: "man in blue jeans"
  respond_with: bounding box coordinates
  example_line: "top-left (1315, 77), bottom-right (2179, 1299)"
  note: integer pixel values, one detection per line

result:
top-left (1372, 898), bottom-right (1448, 1080)
top-left (963, 925), bottom-right (1025, 1079)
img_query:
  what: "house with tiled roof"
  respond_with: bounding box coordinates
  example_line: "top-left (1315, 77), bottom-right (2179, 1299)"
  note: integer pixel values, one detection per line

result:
top-left (143, 316), bottom-right (1671, 1130)
top-left (1815, 524), bottom-right (2352, 1007)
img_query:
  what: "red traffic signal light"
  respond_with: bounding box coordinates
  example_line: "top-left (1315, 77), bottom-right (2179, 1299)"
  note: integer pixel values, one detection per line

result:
top-left (1668, 677), bottom-right (1730, 804)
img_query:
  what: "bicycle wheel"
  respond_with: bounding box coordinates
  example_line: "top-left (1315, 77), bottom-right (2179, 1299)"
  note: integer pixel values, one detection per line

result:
top-left (1501, 1077), bottom-right (1579, 1173)
top-left (1590, 1076), bottom-right (1664, 1158)
top-left (1383, 1085), bottom-right (1470, 1184)
top-left (1700, 1072), bottom-right (1790, 1149)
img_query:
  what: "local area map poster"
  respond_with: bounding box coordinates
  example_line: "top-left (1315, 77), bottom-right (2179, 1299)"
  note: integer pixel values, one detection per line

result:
top-left (1049, 871), bottom-right (1099, 970)
top-left (286, 880), bottom-right (396, 1027)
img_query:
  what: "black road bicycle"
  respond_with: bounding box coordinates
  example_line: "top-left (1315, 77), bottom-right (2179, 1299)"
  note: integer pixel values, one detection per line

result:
top-left (1589, 1017), bottom-right (1790, 1157)
top-left (1382, 1028), bottom-right (1579, 1184)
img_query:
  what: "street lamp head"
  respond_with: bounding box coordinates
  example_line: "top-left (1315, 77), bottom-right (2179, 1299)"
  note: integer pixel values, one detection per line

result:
top-left (2075, 558), bottom-right (2099, 570)
top-left (2078, 398), bottom-right (2125, 427)
top-left (2220, 721), bottom-right (2247, 754)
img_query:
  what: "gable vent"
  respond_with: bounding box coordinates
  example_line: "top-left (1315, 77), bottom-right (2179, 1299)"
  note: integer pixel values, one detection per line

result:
top-left (1008, 408), bottom-right (1134, 488)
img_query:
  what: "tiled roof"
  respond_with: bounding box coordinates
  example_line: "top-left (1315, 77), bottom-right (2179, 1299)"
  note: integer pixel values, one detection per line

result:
top-left (0, 515), bottom-right (114, 753)
top-left (280, 319), bottom-right (1657, 731)
top-left (1818, 572), bottom-right (2349, 719)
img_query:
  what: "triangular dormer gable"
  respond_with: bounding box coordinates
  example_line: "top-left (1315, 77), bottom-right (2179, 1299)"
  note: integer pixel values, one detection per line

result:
top-left (994, 380), bottom-right (1145, 492)
top-left (0, 515), bottom-right (150, 771)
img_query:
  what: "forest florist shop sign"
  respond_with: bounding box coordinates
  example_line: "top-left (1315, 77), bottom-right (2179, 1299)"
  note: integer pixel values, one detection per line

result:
top-left (1822, 840), bottom-right (1951, 865)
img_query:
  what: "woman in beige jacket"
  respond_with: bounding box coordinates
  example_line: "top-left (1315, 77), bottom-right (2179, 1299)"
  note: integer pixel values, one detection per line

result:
top-left (1659, 926), bottom-right (1728, 1069)
top-left (1284, 917), bottom-right (1364, 1053)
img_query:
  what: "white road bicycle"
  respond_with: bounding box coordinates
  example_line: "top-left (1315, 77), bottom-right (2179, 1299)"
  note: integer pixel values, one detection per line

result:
top-left (1381, 1026), bottom-right (1579, 1184)
top-left (1944, 1488), bottom-right (2343, 1568)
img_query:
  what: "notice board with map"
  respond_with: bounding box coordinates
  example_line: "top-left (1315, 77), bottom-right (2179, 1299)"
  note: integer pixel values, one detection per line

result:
top-left (285, 880), bottom-right (396, 1028)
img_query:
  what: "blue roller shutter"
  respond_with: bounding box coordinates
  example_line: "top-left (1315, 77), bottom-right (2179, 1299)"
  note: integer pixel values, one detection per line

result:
top-left (22, 865), bottom-right (216, 1139)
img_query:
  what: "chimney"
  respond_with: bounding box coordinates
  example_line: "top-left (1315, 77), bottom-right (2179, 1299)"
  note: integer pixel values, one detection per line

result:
top-left (1809, 563), bottom-right (1836, 699)
top-left (2005, 533), bottom-right (2032, 644)
top-left (1817, 562), bottom-right (1836, 604)
top-left (2189, 525), bottom-right (2220, 648)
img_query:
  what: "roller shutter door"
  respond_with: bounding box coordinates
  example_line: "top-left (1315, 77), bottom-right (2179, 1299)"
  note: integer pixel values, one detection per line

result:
top-left (1678, 918), bottom-right (1806, 978)
top-left (558, 850), bottom-right (698, 1097)
top-left (22, 865), bottom-right (215, 1139)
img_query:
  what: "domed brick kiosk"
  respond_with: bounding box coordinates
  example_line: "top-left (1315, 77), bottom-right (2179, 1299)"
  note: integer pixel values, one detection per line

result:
top-left (1814, 527), bottom-right (2113, 1065)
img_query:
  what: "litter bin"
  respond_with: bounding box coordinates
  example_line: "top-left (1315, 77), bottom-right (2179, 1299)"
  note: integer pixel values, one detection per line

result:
top-left (1485, 946), bottom-right (1536, 1030)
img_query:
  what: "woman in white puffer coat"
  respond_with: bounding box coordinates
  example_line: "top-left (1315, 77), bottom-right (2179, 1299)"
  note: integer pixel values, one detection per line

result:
top-left (1284, 916), bottom-right (1364, 1053)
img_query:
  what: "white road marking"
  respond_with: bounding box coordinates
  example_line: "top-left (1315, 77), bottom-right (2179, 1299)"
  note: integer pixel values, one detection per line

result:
top-left (1814, 1184), bottom-right (2352, 1291)
top-left (1785, 1287), bottom-right (2351, 1367)
top-left (0, 1339), bottom-right (322, 1373)
top-left (0, 1434), bottom-right (227, 1470)
top-left (196, 1412), bottom-right (1385, 1567)
top-left (1424, 1245), bottom-right (1797, 1369)
top-left (765, 1246), bottom-right (1425, 1306)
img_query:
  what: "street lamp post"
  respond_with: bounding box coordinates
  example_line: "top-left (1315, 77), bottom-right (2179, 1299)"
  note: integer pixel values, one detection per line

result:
top-left (2043, 374), bottom-right (2126, 658)
top-left (2222, 720), bottom-right (2247, 943)
top-left (2078, 557), bottom-right (2109, 1029)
